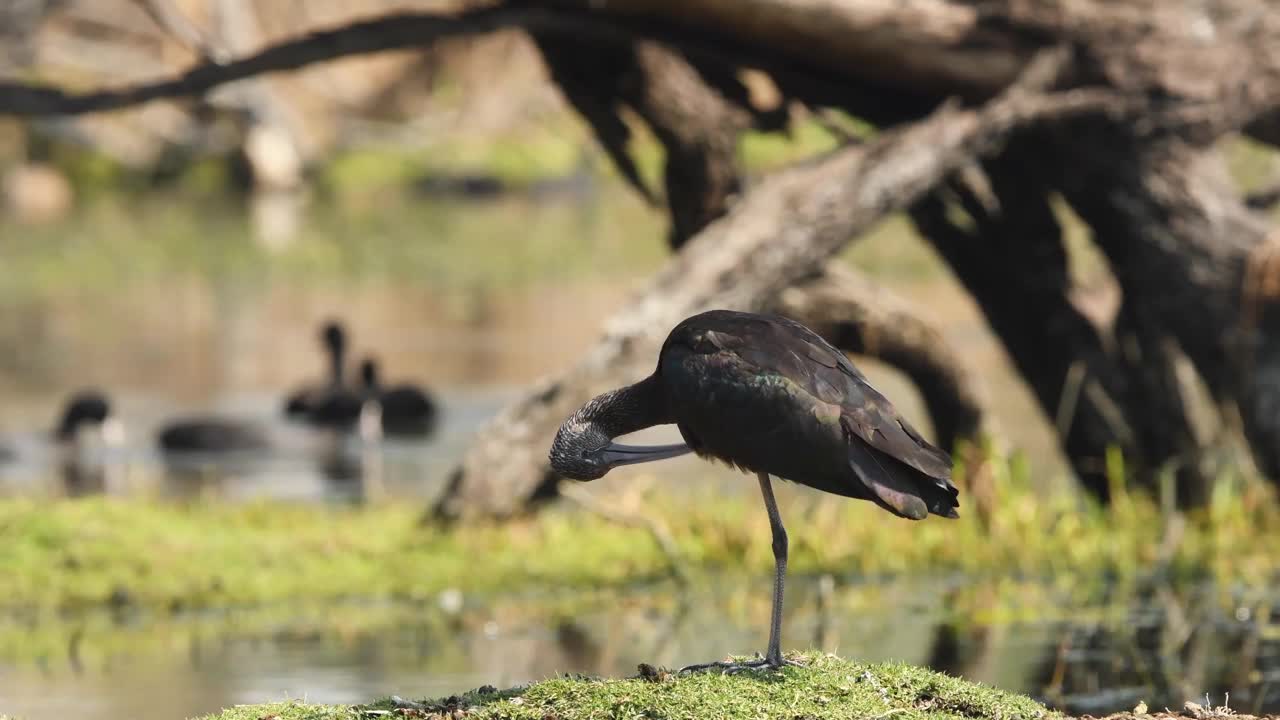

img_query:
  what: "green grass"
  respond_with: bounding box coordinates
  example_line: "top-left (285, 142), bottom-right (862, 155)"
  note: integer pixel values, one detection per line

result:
top-left (198, 653), bottom-right (1057, 720)
top-left (2, 449), bottom-right (1279, 615)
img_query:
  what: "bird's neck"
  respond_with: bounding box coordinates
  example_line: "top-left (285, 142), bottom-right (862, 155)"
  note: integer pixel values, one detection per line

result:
top-left (329, 344), bottom-right (346, 386)
top-left (580, 373), bottom-right (671, 440)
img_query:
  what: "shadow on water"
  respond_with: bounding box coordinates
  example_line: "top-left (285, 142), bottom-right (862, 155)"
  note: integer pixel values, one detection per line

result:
top-left (1, 578), bottom-right (1278, 719)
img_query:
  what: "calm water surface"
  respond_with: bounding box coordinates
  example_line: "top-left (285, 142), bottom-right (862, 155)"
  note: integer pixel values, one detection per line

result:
top-left (2, 579), bottom-right (1278, 719)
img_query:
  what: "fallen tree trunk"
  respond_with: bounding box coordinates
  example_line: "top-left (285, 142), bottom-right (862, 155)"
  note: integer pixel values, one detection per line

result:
top-left (431, 51), bottom-right (1115, 519)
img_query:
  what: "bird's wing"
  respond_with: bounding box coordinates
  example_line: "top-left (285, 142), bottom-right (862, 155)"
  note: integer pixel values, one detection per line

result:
top-left (675, 312), bottom-right (956, 520)
top-left (707, 315), bottom-right (953, 483)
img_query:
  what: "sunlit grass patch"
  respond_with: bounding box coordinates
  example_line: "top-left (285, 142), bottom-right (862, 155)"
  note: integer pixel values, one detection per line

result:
top-left (1, 445), bottom-right (1279, 616)
top-left (197, 653), bottom-right (1058, 720)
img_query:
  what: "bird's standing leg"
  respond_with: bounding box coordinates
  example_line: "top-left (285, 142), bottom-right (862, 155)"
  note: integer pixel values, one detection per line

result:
top-left (680, 473), bottom-right (800, 674)
top-left (759, 471), bottom-right (788, 667)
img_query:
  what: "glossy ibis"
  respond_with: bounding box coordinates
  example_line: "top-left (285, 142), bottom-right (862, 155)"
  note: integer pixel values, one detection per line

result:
top-left (549, 309), bottom-right (958, 672)
top-left (359, 357), bottom-right (439, 437)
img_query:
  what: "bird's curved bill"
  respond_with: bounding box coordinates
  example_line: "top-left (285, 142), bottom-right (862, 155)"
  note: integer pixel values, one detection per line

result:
top-left (599, 442), bottom-right (690, 468)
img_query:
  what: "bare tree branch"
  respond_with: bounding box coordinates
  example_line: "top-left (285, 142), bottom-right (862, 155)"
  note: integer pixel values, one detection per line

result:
top-left (0, 1), bottom-right (1274, 153)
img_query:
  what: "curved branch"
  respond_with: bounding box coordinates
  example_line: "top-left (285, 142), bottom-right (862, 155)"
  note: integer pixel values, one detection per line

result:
top-left (0, 6), bottom-right (617, 116)
top-left (0, 3), bottom-right (942, 118)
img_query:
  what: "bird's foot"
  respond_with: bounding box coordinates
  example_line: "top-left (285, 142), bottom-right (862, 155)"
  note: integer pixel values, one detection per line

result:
top-left (678, 652), bottom-right (803, 675)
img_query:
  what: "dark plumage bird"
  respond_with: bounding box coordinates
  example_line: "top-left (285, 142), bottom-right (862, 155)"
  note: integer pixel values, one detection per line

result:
top-left (307, 386), bottom-right (367, 431)
top-left (0, 390), bottom-right (117, 461)
top-left (549, 309), bottom-right (958, 672)
top-left (50, 389), bottom-right (122, 496)
top-left (283, 320), bottom-right (362, 425)
top-left (157, 417), bottom-right (269, 454)
top-left (53, 390), bottom-right (113, 442)
top-left (359, 357), bottom-right (438, 437)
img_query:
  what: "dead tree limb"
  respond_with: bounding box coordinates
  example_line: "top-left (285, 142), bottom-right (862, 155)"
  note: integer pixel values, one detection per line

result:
top-left (909, 140), bottom-right (1138, 500)
top-left (530, 34), bottom-right (659, 207)
top-left (627, 43), bottom-right (746, 249)
top-left (6, 1), bottom-right (1278, 141)
top-left (531, 36), bottom-right (748, 248)
top-left (1050, 128), bottom-right (1280, 484)
top-left (430, 50), bottom-right (1124, 519)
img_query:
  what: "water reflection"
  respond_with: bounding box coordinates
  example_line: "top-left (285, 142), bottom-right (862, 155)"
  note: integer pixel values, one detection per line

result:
top-left (1, 579), bottom-right (1276, 719)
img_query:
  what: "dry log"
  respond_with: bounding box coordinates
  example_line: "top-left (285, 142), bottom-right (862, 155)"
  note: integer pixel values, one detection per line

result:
top-left (547, 0), bottom-right (1280, 146)
top-left (430, 51), bottom-right (1110, 519)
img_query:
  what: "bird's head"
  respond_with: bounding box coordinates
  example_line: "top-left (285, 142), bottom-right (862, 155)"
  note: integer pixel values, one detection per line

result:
top-left (548, 415), bottom-right (613, 481)
top-left (54, 390), bottom-right (112, 441)
top-left (549, 393), bottom-right (691, 481)
top-left (320, 320), bottom-right (346, 352)
top-left (359, 357), bottom-right (380, 390)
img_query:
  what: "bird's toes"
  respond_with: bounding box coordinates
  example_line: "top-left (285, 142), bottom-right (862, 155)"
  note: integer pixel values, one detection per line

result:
top-left (679, 654), bottom-right (780, 675)
top-left (724, 661), bottom-right (770, 676)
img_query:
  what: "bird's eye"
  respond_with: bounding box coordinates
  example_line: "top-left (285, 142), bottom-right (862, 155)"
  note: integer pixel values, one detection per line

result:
top-left (580, 450), bottom-right (590, 459)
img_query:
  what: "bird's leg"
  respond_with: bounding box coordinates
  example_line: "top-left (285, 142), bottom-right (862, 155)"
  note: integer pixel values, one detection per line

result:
top-left (680, 473), bottom-right (801, 674)
top-left (759, 471), bottom-right (788, 668)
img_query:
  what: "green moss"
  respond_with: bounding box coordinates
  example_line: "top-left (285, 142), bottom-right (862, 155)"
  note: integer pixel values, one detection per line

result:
top-left (196, 653), bottom-right (1057, 720)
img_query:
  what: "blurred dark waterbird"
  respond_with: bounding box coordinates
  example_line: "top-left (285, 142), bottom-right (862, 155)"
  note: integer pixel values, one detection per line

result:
top-left (53, 390), bottom-right (114, 443)
top-left (45, 389), bottom-right (123, 495)
top-left (359, 357), bottom-right (438, 437)
top-left (283, 319), bottom-right (363, 427)
top-left (549, 309), bottom-right (959, 672)
top-left (157, 417), bottom-right (269, 454)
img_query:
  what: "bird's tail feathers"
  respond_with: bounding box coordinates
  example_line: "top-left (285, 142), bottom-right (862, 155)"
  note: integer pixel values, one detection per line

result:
top-left (848, 442), bottom-right (959, 520)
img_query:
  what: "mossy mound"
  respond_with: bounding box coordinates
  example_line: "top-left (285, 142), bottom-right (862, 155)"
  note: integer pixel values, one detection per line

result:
top-left (200, 653), bottom-right (1058, 720)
